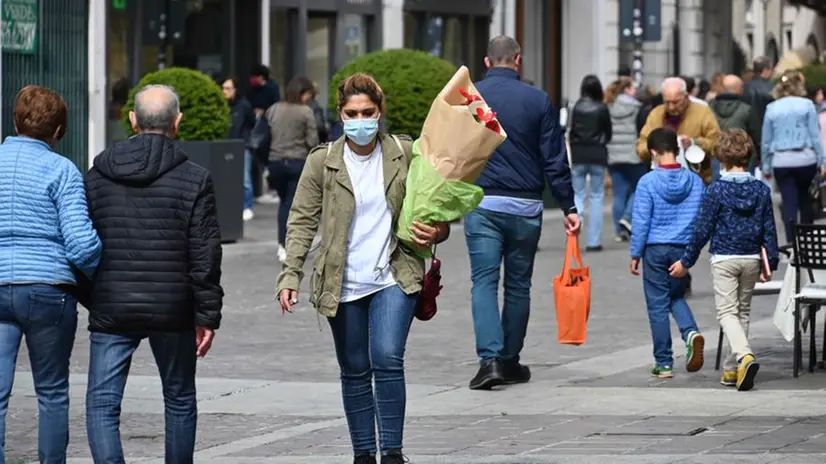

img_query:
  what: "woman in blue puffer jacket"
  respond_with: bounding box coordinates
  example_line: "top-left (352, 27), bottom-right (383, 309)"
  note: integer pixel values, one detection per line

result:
top-left (0, 85), bottom-right (101, 463)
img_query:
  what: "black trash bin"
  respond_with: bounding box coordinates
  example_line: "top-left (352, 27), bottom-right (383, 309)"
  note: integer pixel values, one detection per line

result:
top-left (179, 139), bottom-right (245, 243)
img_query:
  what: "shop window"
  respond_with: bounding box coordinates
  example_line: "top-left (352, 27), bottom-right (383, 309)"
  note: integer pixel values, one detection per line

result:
top-left (442, 17), bottom-right (463, 66)
top-left (342, 14), bottom-right (368, 63)
top-left (307, 17), bottom-right (331, 108)
top-left (425, 16), bottom-right (443, 57)
top-left (403, 12), bottom-right (487, 80)
top-left (269, 8), bottom-right (289, 91)
top-left (106, 1), bottom-right (132, 144)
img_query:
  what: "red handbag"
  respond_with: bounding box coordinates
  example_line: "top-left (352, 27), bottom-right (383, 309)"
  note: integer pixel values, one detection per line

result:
top-left (415, 251), bottom-right (442, 321)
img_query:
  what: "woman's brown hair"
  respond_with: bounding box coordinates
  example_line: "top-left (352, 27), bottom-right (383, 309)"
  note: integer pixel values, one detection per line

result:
top-left (14, 85), bottom-right (67, 142)
top-left (337, 73), bottom-right (386, 114)
top-left (715, 129), bottom-right (753, 168)
top-left (284, 76), bottom-right (315, 104)
top-left (603, 76), bottom-right (634, 105)
top-left (772, 70), bottom-right (806, 100)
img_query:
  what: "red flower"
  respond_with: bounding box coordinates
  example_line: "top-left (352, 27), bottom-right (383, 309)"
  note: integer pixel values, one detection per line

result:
top-left (459, 88), bottom-right (481, 105)
top-left (476, 108), bottom-right (501, 134)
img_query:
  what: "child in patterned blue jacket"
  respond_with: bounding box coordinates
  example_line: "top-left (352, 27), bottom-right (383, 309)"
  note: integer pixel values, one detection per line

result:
top-left (670, 129), bottom-right (780, 392)
top-left (630, 128), bottom-right (705, 379)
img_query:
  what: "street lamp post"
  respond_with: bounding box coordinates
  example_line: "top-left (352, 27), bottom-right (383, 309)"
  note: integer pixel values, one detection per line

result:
top-left (633, 0), bottom-right (645, 88)
top-left (157, 9), bottom-right (168, 70)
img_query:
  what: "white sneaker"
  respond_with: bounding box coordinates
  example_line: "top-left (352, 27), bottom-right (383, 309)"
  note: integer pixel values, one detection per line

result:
top-left (277, 245), bottom-right (287, 263)
top-left (256, 193), bottom-right (280, 205)
top-left (242, 209), bottom-right (254, 221)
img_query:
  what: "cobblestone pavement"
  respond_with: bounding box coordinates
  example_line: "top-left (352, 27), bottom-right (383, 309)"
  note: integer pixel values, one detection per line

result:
top-left (6, 203), bottom-right (826, 463)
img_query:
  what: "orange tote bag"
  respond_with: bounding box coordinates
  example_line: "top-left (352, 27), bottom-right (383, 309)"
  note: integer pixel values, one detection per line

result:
top-left (553, 234), bottom-right (591, 345)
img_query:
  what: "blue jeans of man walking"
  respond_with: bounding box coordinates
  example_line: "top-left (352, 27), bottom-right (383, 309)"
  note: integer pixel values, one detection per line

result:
top-left (464, 208), bottom-right (542, 364)
top-left (86, 331), bottom-right (198, 464)
top-left (608, 163), bottom-right (647, 234)
top-left (328, 285), bottom-right (418, 455)
top-left (571, 164), bottom-right (605, 248)
top-left (642, 245), bottom-right (699, 367)
top-left (0, 285), bottom-right (77, 464)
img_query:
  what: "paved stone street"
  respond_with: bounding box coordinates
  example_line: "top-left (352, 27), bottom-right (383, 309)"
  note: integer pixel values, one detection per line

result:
top-left (5, 202), bottom-right (826, 463)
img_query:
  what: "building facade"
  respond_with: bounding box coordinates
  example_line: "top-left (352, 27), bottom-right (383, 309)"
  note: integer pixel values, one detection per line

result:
top-left (486, 0), bottom-right (737, 105)
top-left (2, 0), bottom-right (95, 169)
top-left (10, 0), bottom-right (807, 168)
top-left (733, 0), bottom-right (826, 69)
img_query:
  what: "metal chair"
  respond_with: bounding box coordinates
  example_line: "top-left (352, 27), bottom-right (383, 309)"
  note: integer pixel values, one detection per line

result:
top-left (790, 224), bottom-right (826, 377)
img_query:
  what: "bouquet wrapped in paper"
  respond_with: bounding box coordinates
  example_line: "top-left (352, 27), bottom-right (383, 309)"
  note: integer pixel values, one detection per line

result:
top-left (396, 66), bottom-right (507, 258)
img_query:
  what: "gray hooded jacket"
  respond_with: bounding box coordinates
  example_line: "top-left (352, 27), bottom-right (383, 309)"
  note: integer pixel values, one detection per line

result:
top-left (606, 94), bottom-right (642, 165)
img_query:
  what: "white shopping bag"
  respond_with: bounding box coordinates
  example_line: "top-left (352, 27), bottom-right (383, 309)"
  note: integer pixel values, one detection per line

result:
top-left (773, 261), bottom-right (810, 342)
top-left (754, 167), bottom-right (774, 193)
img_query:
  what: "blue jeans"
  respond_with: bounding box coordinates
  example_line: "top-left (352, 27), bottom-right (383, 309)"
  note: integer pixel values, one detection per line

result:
top-left (464, 208), bottom-right (542, 364)
top-left (0, 285), bottom-right (77, 464)
top-left (608, 163), bottom-right (647, 234)
top-left (774, 164), bottom-right (817, 243)
top-left (86, 331), bottom-right (197, 464)
top-left (571, 164), bottom-right (605, 248)
top-left (642, 245), bottom-right (700, 367)
top-left (268, 159), bottom-right (305, 245)
top-left (243, 149), bottom-right (254, 210)
top-left (328, 285), bottom-right (418, 455)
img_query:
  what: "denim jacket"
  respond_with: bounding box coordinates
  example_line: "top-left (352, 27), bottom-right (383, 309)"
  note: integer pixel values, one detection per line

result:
top-left (761, 96), bottom-right (826, 173)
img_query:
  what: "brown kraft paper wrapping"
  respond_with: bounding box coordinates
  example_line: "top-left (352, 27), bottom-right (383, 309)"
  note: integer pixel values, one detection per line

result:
top-left (418, 66), bottom-right (507, 183)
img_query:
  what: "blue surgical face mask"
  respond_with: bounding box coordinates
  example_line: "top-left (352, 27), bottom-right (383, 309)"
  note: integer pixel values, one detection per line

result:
top-left (343, 116), bottom-right (380, 146)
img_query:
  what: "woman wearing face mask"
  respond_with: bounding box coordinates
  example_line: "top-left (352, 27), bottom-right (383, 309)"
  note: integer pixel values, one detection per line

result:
top-left (276, 73), bottom-right (449, 464)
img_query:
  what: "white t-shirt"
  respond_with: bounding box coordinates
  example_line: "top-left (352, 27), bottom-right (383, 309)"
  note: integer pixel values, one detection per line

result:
top-left (339, 142), bottom-right (397, 302)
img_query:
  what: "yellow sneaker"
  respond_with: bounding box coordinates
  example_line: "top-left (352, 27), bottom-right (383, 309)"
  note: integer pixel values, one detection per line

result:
top-left (736, 354), bottom-right (759, 391)
top-left (720, 370), bottom-right (737, 387)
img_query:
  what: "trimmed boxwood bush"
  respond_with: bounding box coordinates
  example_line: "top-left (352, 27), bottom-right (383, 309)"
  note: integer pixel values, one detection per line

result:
top-left (798, 64), bottom-right (826, 87)
top-left (329, 49), bottom-right (456, 138)
top-left (123, 67), bottom-right (230, 141)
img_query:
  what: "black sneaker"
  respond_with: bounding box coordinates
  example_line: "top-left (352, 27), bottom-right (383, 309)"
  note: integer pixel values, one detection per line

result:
top-left (503, 362), bottom-right (531, 384)
top-left (469, 359), bottom-right (505, 390)
top-left (586, 246), bottom-right (603, 252)
top-left (619, 218), bottom-right (632, 235)
top-left (381, 450), bottom-right (408, 464)
top-left (354, 454), bottom-right (377, 464)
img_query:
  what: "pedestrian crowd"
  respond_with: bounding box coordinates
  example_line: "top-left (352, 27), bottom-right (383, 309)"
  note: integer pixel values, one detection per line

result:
top-left (0, 38), bottom-right (816, 464)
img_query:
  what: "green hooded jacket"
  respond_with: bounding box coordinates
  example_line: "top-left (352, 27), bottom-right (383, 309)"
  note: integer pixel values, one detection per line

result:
top-left (710, 93), bottom-right (762, 163)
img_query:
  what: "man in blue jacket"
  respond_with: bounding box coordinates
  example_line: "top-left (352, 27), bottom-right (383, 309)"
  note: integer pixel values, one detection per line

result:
top-left (466, 36), bottom-right (579, 390)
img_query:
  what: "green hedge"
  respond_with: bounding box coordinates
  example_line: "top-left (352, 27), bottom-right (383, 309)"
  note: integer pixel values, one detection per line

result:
top-left (123, 67), bottom-right (230, 141)
top-left (329, 49), bottom-right (456, 138)
top-left (798, 64), bottom-right (826, 87)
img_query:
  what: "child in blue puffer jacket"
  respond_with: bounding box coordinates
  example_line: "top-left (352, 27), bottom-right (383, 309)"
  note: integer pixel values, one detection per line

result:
top-left (630, 128), bottom-right (705, 379)
top-left (670, 129), bottom-right (779, 392)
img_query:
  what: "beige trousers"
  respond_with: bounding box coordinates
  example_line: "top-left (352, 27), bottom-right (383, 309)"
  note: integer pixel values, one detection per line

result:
top-left (711, 259), bottom-right (762, 371)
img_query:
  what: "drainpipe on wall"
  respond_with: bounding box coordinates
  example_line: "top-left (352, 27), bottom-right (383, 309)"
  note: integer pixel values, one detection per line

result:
top-left (500, 0), bottom-right (506, 36)
top-left (673, 0), bottom-right (681, 76)
top-left (260, 0), bottom-right (271, 67)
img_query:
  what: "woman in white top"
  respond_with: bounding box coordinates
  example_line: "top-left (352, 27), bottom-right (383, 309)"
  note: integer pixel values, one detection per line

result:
top-left (276, 73), bottom-right (449, 464)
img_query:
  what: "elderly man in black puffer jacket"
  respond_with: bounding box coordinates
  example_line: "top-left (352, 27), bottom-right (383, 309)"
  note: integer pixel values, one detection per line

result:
top-left (81, 84), bottom-right (223, 464)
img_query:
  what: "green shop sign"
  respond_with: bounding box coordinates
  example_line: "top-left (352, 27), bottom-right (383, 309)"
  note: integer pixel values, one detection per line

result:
top-left (2, 0), bottom-right (39, 55)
